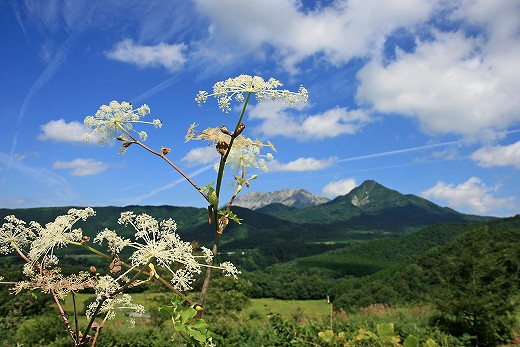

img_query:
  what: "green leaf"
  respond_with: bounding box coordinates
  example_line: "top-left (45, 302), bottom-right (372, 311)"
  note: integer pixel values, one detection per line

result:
top-left (318, 329), bottom-right (335, 343)
top-left (403, 335), bottom-right (419, 347)
top-left (219, 210), bottom-right (242, 224)
top-left (178, 306), bottom-right (197, 324)
top-left (376, 323), bottom-right (395, 337)
top-left (199, 182), bottom-right (215, 194)
top-left (207, 187), bottom-right (219, 208)
top-left (422, 339), bottom-right (440, 347)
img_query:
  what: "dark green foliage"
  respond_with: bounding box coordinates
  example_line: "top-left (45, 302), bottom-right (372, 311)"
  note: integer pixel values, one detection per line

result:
top-left (245, 271), bottom-right (335, 300)
top-left (203, 275), bottom-right (252, 315)
top-left (14, 313), bottom-right (71, 347)
top-left (93, 326), bottom-right (175, 347)
top-left (427, 222), bottom-right (520, 346)
top-left (330, 217), bottom-right (520, 346)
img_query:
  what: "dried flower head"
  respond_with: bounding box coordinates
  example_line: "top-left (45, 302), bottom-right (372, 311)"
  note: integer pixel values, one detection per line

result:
top-left (83, 101), bottom-right (161, 149)
top-left (13, 268), bottom-right (95, 299)
top-left (186, 125), bottom-right (275, 173)
top-left (195, 75), bottom-right (308, 112)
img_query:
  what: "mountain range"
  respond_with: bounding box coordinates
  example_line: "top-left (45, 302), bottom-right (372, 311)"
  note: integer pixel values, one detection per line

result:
top-left (0, 180), bottom-right (490, 266)
top-left (232, 188), bottom-right (330, 210)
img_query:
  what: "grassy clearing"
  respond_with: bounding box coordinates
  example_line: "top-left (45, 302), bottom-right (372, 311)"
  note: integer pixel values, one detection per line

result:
top-left (243, 298), bottom-right (330, 320)
top-left (61, 294), bottom-right (329, 323)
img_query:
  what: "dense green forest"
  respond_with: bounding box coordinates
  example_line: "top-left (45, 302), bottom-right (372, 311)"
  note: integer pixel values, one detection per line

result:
top-left (0, 182), bottom-right (518, 346)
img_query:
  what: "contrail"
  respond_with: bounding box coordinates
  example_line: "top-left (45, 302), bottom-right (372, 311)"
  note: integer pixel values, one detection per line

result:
top-left (337, 141), bottom-right (460, 163)
top-left (122, 164), bottom-right (213, 204)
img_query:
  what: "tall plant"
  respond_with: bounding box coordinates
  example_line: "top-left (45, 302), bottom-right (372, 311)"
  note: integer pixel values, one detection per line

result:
top-left (0, 75), bottom-right (307, 346)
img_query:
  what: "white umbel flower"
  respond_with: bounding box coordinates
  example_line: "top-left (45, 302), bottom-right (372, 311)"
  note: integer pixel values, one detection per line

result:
top-left (195, 75), bottom-right (308, 112)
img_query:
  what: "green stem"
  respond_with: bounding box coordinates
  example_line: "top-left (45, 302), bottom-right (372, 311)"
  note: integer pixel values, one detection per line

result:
top-left (197, 92), bottom-right (252, 317)
top-left (215, 92), bottom-right (252, 197)
top-left (116, 124), bottom-right (209, 203)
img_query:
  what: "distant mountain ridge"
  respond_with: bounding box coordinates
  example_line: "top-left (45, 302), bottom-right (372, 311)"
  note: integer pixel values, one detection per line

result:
top-left (256, 180), bottom-right (488, 228)
top-left (233, 188), bottom-right (330, 210)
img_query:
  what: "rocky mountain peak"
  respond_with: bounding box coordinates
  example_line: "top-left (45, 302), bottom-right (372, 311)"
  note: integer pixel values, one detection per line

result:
top-left (233, 188), bottom-right (330, 210)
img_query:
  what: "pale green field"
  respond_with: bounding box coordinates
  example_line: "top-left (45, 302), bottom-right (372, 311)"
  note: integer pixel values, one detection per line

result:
top-left (62, 293), bottom-right (330, 324)
top-left (243, 297), bottom-right (330, 320)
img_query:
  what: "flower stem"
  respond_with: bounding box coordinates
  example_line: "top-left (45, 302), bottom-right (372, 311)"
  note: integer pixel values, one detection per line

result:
top-left (197, 92), bottom-right (252, 318)
top-left (117, 124), bottom-right (209, 203)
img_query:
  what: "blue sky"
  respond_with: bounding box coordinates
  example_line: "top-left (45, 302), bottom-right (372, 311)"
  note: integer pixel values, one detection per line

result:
top-left (1, 0), bottom-right (520, 217)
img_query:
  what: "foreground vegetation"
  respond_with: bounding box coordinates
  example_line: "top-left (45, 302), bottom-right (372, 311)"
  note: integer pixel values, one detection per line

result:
top-left (5, 290), bottom-right (516, 346)
top-left (1, 211), bottom-right (519, 346)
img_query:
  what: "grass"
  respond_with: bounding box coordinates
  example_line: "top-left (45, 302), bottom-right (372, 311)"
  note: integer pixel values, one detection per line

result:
top-left (243, 298), bottom-right (330, 320)
top-left (61, 293), bottom-right (330, 324)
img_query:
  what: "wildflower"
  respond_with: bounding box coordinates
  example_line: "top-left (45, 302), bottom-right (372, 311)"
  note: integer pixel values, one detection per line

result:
top-left (94, 228), bottom-right (131, 254)
top-left (186, 125), bottom-right (275, 173)
top-left (110, 212), bottom-right (238, 291)
top-left (13, 268), bottom-right (95, 299)
top-left (199, 246), bottom-right (213, 264)
top-left (83, 101), bottom-right (161, 147)
top-left (219, 261), bottom-right (241, 279)
top-left (93, 274), bottom-right (121, 300)
top-left (28, 208), bottom-right (95, 265)
top-left (195, 75), bottom-right (308, 112)
top-left (86, 293), bottom-right (144, 321)
top-left (0, 215), bottom-right (36, 255)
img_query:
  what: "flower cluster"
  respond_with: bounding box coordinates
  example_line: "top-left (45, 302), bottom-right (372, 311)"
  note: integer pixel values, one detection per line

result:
top-left (84, 101), bottom-right (161, 152)
top-left (86, 275), bottom-right (145, 321)
top-left (95, 212), bottom-right (225, 291)
top-left (86, 293), bottom-right (145, 322)
top-left (186, 125), bottom-right (275, 173)
top-left (0, 215), bottom-right (37, 255)
top-left (28, 208), bottom-right (95, 265)
top-left (195, 74), bottom-right (308, 112)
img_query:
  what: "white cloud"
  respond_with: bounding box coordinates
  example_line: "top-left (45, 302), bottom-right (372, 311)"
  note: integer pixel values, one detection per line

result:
top-left (195, 0), bottom-right (434, 71)
top-left (322, 178), bottom-right (357, 198)
top-left (38, 119), bottom-right (89, 142)
top-left (106, 39), bottom-right (187, 71)
top-left (249, 101), bottom-right (370, 140)
top-left (356, 1), bottom-right (520, 137)
top-left (421, 177), bottom-right (514, 214)
top-left (53, 159), bottom-right (108, 176)
top-left (471, 141), bottom-right (520, 169)
top-left (269, 157), bottom-right (335, 172)
top-left (181, 146), bottom-right (219, 166)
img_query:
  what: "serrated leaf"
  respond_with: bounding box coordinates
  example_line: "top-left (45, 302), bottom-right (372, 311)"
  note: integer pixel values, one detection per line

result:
top-left (178, 307), bottom-right (197, 323)
top-left (199, 182), bottom-right (215, 194)
top-left (219, 210), bottom-right (242, 224)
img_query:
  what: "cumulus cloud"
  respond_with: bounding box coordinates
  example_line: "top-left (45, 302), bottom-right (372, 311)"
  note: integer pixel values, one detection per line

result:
top-left (322, 178), bottom-right (357, 198)
top-left (181, 146), bottom-right (219, 166)
top-left (356, 0), bottom-right (520, 138)
top-left (471, 141), bottom-right (520, 169)
top-left (106, 39), bottom-right (187, 71)
top-left (53, 159), bottom-right (108, 176)
top-left (38, 119), bottom-right (89, 142)
top-left (195, 0), bottom-right (434, 71)
top-left (269, 156), bottom-right (335, 172)
top-left (249, 101), bottom-right (370, 140)
top-left (421, 177), bottom-right (514, 214)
